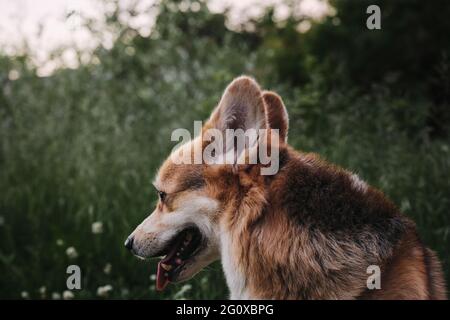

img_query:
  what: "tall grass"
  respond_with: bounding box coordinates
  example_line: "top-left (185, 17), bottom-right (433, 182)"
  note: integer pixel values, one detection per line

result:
top-left (0, 0), bottom-right (448, 299)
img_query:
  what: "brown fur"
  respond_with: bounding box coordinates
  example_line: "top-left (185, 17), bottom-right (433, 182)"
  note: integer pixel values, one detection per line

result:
top-left (262, 91), bottom-right (289, 142)
top-left (202, 77), bottom-right (447, 299)
top-left (131, 76), bottom-right (447, 299)
top-left (201, 144), bottom-right (447, 299)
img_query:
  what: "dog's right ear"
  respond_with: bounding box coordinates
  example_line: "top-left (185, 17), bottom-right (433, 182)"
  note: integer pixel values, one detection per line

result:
top-left (207, 76), bottom-right (266, 133)
top-left (202, 76), bottom-right (267, 166)
top-left (262, 91), bottom-right (289, 142)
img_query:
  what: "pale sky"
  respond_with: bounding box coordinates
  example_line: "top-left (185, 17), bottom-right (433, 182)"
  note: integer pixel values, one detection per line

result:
top-left (0, 0), bottom-right (329, 75)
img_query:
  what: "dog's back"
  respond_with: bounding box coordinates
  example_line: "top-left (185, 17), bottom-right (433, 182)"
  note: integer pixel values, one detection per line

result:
top-left (424, 248), bottom-right (447, 299)
top-left (360, 232), bottom-right (447, 299)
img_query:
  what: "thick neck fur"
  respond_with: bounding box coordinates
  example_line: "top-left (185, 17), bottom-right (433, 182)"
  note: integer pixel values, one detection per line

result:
top-left (207, 145), bottom-right (412, 299)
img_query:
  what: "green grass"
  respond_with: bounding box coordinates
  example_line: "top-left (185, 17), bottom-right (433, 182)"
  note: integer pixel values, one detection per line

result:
top-left (0, 0), bottom-right (448, 299)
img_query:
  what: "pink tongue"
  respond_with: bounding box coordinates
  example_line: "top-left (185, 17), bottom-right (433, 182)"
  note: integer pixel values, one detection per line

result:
top-left (155, 235), bottom-right (184, 291)
top-left (156, 262), bottom-right (169, 291)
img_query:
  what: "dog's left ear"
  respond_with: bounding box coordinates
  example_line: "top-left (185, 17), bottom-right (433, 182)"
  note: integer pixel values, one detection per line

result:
top-left (262, 91), bottom-right (289, 142)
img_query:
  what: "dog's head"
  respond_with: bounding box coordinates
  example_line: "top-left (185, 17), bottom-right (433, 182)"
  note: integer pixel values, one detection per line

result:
top-left (126, 76), bottom-right (288, 290)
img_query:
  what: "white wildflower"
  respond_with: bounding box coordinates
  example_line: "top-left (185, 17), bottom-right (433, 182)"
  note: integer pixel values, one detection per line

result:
top-left (39, 286), bottom-right (46, 298)
top-left (91, 221), bottom-right (103, 234)
top-left (51, 292), bottom-right (61, 300)
top-left (21, 291), bottom-right (29, 299)
top-left (56, 239), bottom-right (64, 246)
top-left (63, 290), bottom-right (74, 300)
top-left (181, 284), bottom-right (192, 291)
top-left (66, 246), bottom-right (78, 259)
top-left (97, 285), bottom-right (113, 297)
top-left (121, 288), bottom-right (129, 297)
top-left (103, 263), bottom-right (112, 275)
top-left (173, 284), bottom-right (192, 299)
top-left (149, 274), bottom-right (156, 281)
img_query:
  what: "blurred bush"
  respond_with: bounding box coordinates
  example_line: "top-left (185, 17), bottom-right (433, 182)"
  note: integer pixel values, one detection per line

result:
top-left (0, 0), bottom-right (449, 299)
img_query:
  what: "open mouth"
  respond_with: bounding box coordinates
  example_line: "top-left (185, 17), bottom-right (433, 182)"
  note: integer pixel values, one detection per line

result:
top-left (155, 227), bottom-right (203, 291)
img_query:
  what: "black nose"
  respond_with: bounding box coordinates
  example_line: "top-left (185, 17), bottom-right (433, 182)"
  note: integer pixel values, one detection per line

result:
top-left (124, 236), bottom-right (134, 250)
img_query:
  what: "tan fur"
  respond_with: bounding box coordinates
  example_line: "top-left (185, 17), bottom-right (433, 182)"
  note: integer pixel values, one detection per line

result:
top-left (129, 76), bottom-right (447, 299)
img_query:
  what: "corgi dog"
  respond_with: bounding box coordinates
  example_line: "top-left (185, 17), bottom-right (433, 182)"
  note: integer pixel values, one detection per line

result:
top-left (125, 76), bottom-right (447, 299)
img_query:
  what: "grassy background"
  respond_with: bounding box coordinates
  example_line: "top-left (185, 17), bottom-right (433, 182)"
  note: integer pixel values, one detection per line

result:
top-left (0, 0), bottom-right (449, 299)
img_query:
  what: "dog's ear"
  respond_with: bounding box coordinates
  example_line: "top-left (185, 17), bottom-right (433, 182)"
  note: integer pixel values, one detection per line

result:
top-left (208, 76), bottom-right (266, 133)
top-left (262, 91), bottom-right (289, 142)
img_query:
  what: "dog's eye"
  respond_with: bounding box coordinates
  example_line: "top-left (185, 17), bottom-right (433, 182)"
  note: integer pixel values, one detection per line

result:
top-left (158, 191), bottom-right (166, 202)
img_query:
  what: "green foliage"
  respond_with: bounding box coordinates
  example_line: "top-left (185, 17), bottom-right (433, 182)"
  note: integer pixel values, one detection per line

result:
top-left (0, 0), bottom-right (449, 299)
top-left (307, 0), bottom-right (450, 137)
